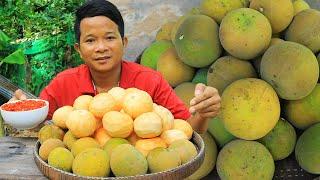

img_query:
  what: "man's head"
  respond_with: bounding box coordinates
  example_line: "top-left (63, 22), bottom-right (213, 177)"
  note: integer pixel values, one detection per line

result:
top-left (75, 0), bottom-right (124, 43)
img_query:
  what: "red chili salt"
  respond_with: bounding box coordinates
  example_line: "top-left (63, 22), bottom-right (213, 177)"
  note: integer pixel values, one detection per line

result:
top-left (1, 100), bottom-right (46, 111)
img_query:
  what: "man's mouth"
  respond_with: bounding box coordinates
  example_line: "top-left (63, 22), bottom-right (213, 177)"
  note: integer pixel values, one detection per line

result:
top-left (95, 56), bottom-right (111, 62)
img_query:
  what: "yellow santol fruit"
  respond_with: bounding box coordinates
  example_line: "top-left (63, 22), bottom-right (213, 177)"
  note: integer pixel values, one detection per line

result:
top-left (187, 132), bottom-right (218, 180)
top-left (89, 93), bottom-right (117, 119)
top-left (161, 129), bottom-right (188, 145)
top-left (126, 131), bottom-right (142, 145)
top-left (48, 147), bottom-right (74, 172)
top-left (157, 48), bottom-right (195, 87)
top-left (250, 0), bottom-right (294, 33)
top-left (168, 139), bottom-right (197, 164)
top-left (73, 95), bottom-right (93, 110)
top-left (38, 124), bottom-right (65, 144)
top-left (135, 137), bottom-right (167, 157)
top-left (269, 38), bottom-right (284, 47)
top-left (39, 138), bottom-right (65, 161)
top-left (108, 87), bottom-right (126, 111)
top-left (221, 78), bottom-right (280, 140)
top-left (147, 147), bottom-right (181, 173)
top-left (200, 0), bottom-right (246, 24)
top-left (153, 103), bottom-right (174, 131)
top-left (174, 82), bottom-right (196, 108)
top-left (219, 8), bottom-right (272, 60)
top-left (71, 137), bottom-right (100, 157)
top-left (122, 89), bottom-right (153, 119)
top-left (72, 148), bottom-right (110, 177)
top-left (103, 138), bottom-right (130, 157)
top-left (156, 21), bottom-right (176, 41)
top-left (110, 144), bottom-right (148, 177)
top-left (102, 111), bottom-right (133, 138)
top-left (260, 41), bottom-right (319, 100)
top-left (52, 105), bottom-right (73, 129)
top-left (93, 127), bottom-right (112, 147)
top-left (207, 56), bottom-right (257, 95)
top-left (63, 130), bottom-right (78, 150)
top-left (134, 112), bottom-right (162, 138)
top-left (65, 109), bottom-right (96, 138)
top-left (173, 119), bottom-right (193, 140)
top-left (293, 0), bottom-right (310, 15)
top-left (94, 116), bottom-right (103, 130)
top-left (285, 9), bottom-right (320, 53)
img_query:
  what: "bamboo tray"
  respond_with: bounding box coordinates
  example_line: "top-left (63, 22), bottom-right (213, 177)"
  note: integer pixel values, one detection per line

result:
top-left (33, 132), bottom-right (205, 180)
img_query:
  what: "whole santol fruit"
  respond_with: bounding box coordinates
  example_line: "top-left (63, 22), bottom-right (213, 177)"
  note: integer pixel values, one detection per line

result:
top-left (168, 139), bottom-right (197, 164)
top-left (38, 124), bottom-right (65, 144)
top-left (284, 84), bottom-right (320, 129)
top-left (219, 8), bottom-right (272, 60)
top-left (66, 109), bottom-right (96, 138)
top-left (260, 41), bottom-right (319, 100)
top-left (156, 21), bottom-right (175, 41)
top-left (174, 82), bottom-right (196, 108)
top-left (39, 138), bottom-right (65, 161)
top-left (186, 132), bottom-right (217, 180)
top-left (200, 0), bottom-right (246, 23)
top-left (221, 78), bottom-right (280, 140)
top-left (103, 111), bottom-right (133, 138)
top-left (258, 118), bottom-right (296, 160)
top-left (72, 148), bottom-right (110, 177)
top-left (207, 56), bottom-right (257, 95)
top-left (157, 48), bottom-right (195, 87)
top-left (103, 138), bottom-right (129, 157)
top-left (174, 15), bottom-right (221, 68)
top-left (63, 130), bottom-right (78, 150)
top-left (71, 137), bottom-right (100, 157)
top-left (285, 9), bottom-right (320, 53)
top-left (73, 95), bottom-right (93, 110)
top-left (48, 147), bottom-right (74, 172)
top-left (250, 0), bottom-right (294, 33)
top-left (217, 139), bottom-right (275, 180)
top-left (147, 147), bottom-right (181, 173)
top-left (110, 144), bottom-right (148, 177)
top-left (295, 123), bottom-right (320, 174)
top-left (208, 116), bottom-right (235, 148)
top-left (293, 0), bottom-right (310, 15)
top-left (140, 40), bottom-right (173, 70)
top-left (192, 67), bottom-right (209, 85)
top-left (52, 106), bottom-right (74, 129)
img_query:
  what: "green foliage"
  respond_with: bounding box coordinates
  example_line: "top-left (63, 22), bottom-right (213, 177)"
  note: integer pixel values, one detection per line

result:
top-left (0, 0), bottom-right (84, 95)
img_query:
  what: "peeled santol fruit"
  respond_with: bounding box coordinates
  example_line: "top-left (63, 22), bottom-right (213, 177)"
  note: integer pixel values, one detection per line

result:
top-left (52, 106), bottom-right (74, 129)
top-left (89, 93), bottom-right (117, 119)
top-left (73, 95), bottom-right (93, 110)
top-left (108, 87), bottom-right (126, 111)
top-left (161, 129), bottom-right (188, 145)
top-left (135, 137), bottom-right (167, 157)
top-left (173, 119), bottom-right (193, 140)
top-left (93, 127), bottom-right (111, 147)
top-left (122, 89), bottom-right (153, 119)
top-left (134, 112), bottom-right (162, 138)
top-left (153, 103), bottom-right (174, 131)
top-left (66, 109), bottom-right (96, 138)
top-left (102, 111), bottom-right (133, 138)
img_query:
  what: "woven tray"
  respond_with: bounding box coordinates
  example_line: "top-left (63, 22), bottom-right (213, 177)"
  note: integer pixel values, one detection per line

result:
top-left (33, 132), bottom-right (205, 180)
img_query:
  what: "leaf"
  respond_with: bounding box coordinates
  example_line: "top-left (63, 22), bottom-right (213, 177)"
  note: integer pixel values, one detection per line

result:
top-left (0, 30), bottom-right (11, 50)
top-left (2, 49), bottom-right (26, 64)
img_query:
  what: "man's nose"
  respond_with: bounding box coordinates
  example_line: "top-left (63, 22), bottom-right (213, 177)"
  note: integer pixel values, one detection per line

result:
top-left (95, 40), bottom-right (108, 52)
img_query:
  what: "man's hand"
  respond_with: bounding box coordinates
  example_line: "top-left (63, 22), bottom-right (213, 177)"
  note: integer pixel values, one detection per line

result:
top-left (9, 89), bottom-right (27, 102)
top-left (186, 83), bottom-right (221, 134)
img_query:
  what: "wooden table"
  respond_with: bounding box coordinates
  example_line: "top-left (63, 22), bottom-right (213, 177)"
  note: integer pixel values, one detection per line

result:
top-left (0, 137), bottom-right (47, 179)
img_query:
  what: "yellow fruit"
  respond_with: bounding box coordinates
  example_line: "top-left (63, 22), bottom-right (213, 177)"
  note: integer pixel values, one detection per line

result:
top-left (39, 138), bottom-right (65, 161)
top-left (134, 112), bottom-right (163, 138)
top-left (89, 93), bottom-right (117, 118)
top-left (293, 0), bottom-right (310, 15)
top-left (126, 131), bottom-right (142, 145)
top-left (173, 119), bottom-right (193, 140)
top-left (73, 95), bottom-right (93, 110)
top-left (52, 106), bottom-right (73, 129)
top-left (156, 21), bottom-right (176, 41)
top-left (108, 87), bottom-right (126, 111)
top-left (103, 138), bottom-right (130, 157)
top-left (93, 127), bottom-right (112, 147)
top-left (122, 89), bottom-right (153, 119)
top-left (94, 116), bottom-right (103, 130)
top-left (147, 147), bottom-right (181, 173)
top-left (174, 82), bottom-right (196, 108)
top-left (48, 147), bottom-right (74, 172)
top-left (135, 137), bottom-right (167, 157)
top-left (153, 103), bottom-right (174, 131)
top-left (38, 124), bottom-right (65, 144)
top-left (161, 129), bottom-right (188, 145)
top-left (71, 137), bottom-right (100, 157)
top-left (72, 148), bottom-right (110, 177)
top-left (66, 109), bottom-right (96, 138)
top-left (63, 130), bottom-right (78, 150)
top-left (168, 139), bottom-right (197, 164)
top-left (102, 111), bottom-right (133, 138)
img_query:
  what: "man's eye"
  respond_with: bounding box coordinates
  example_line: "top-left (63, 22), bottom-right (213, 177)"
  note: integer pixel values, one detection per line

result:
top-left (86, 39), bottom-right (94, 43)
top-left (107, 36), bottom-right (116, 40)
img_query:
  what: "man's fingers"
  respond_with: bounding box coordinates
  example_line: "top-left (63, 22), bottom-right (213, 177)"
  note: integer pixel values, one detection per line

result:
top-left (13, 89), bottom-right (27, 100)
top-left (194, 83), bottom-right (206, 96)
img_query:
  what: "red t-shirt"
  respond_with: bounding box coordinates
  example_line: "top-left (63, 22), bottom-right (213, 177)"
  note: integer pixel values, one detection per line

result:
top-left (39, 61), bottom-right (191, 120)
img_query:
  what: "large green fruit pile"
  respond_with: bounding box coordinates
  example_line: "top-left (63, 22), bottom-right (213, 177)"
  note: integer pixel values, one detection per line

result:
top-left (140, 0), bottom-right (320, 179)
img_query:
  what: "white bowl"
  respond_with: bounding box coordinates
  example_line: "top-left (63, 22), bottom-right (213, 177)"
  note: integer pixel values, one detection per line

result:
top-left (0, 99), bottom-right (49, 130)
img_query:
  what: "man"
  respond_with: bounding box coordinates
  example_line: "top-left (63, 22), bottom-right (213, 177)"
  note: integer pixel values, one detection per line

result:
top-left (11, 0), bottom-right (221, 133)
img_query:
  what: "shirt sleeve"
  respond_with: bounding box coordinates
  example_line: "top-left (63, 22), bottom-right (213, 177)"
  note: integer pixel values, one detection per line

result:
top-left (39, 79), bottom-right (59, 120)
top-left (153, 73), bottom-right (191, 120)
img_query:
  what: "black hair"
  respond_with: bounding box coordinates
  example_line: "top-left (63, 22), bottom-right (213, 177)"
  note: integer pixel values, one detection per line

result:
top-left (74, 0), bottom-right (124, 43)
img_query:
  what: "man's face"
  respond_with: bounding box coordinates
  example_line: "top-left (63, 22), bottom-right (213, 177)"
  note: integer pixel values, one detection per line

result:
top-left (75, 16), bottom-right (127, 73)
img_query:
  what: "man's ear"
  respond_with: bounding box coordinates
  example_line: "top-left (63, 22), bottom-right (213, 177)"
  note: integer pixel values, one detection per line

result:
top-left (122, 36), bottom-right (128, 48)
top-left (74, 43), bottom-right (82, 58)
